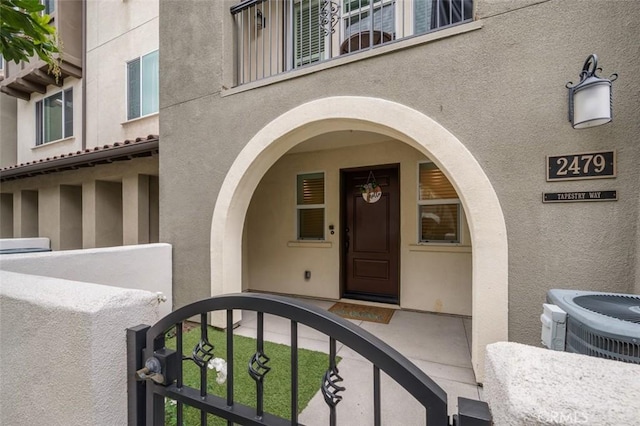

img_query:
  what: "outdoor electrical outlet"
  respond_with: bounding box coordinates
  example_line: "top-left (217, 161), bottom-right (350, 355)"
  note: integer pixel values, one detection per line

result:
top-left (305, 270), bottom-right (311, 280)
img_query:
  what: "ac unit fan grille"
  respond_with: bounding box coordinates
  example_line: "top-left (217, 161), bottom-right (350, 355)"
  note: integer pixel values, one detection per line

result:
top-left (573, 294), bottom-right (640, 323)
top-left (566, 318), bottom-right (640, 364)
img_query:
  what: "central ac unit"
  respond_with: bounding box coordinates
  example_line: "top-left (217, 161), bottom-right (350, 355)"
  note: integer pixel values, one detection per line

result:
top-left (541, 289), bottom-right (640, 364)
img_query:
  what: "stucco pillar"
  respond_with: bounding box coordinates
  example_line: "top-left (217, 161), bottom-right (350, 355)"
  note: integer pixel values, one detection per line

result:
top-left (59, 185), bottom-right (83, 250)
top-left (13, 190), bottom-right (39, 238)
top-left (95, 180), bottom-right (123, 248)
top-left (83, 181), bottom-right (97, 248)
top-left (1, 193), bottom-right (13, 238)
top-left (38, 187), bottom-right (61, 250)
top-left (635, 175), bottom-right (640, 295)
top-left (122, 174), bottom-right (150, 245)
top-left (84, 180), bottom-right (125, 249)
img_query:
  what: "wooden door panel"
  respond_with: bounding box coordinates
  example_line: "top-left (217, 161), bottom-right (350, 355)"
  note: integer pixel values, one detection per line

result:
top-left (342, 166), bottom-right (399, 302)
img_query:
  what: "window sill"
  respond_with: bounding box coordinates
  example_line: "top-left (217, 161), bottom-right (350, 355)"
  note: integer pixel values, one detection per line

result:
top-left (222, 20), bottom-right (483, 97)
top-left (121, 112), bottom-right (158, 125)
top-left (409, 244), bottom-right (471, 253)
top-left (287, 241), bottom-right (332, 249)
top-left (32, 136), bottom-right (75, 150)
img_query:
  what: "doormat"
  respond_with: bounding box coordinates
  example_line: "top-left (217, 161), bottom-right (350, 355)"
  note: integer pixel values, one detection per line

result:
top-left (328, 302), bottom-right (395, 324)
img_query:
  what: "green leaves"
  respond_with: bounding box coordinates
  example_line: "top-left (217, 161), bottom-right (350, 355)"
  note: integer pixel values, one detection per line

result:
top-left (0, 0), bottom-right (60, 77)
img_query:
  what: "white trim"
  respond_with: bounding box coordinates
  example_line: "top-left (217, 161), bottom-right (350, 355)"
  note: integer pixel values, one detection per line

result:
top-left (35, 87), bottom-right (73, 146)
top-left (120, 111), bottom-right (159, 126)
top-left (417, 160), bottom-right (462, 244)
top-left (287, 241), bottom-right (332, 248)
top-left (126, 49), bottom-right (159, 121)
top-left (31, 136), bottom-right (75, 150)
top-left (210, 96), bottom-right (508, 382)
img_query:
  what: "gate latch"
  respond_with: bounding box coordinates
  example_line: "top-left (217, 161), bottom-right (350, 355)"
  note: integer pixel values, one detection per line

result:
top-left (136, 357), bottom-right (165, 384)
top-left (136, 348), bottom-right (178, 386)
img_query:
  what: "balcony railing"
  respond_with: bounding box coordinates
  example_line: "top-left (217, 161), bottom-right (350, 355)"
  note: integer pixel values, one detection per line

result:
top-left (231, 0), bottom-right (473, 85)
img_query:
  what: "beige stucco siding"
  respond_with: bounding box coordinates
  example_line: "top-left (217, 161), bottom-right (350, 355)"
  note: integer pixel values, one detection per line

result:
top-left (85, 0), bottom-right (159, 148)
top-left (246, 138), bottom-right (472, 315)
top-left (160, 0), bottom-right (640, 352)
top-left (1, 157), bottom-right (158, 249)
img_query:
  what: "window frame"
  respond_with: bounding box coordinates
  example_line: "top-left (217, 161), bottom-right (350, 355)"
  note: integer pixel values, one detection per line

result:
top-left (296, 171), bottom-right (326, 240)
top-left (126, 49), bottom-right (159, 121)
top-left (341, 0), bottom-right (396, 39)
top-left (35, 87), bottom-right (73, 146)
top-left (293, 0), bottom-right (328, 67)
top-left (417, 161), bottom-right (461, 244)
top-left (42, 0), bottom-right (55, 15)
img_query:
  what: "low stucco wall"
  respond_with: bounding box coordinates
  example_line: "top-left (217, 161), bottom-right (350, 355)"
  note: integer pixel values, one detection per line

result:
top-left (0, 270), bottom-right (160, 426)
top-left (0, 237), bottom-right (50, 250)
top-left (0, 243), bottom-right (172, 316)
top-left (484, 342), bottom-right (640, 425)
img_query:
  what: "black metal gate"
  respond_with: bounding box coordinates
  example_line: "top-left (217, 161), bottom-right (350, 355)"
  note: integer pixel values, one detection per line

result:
top-left (127, 293), bottom-right (490, 425)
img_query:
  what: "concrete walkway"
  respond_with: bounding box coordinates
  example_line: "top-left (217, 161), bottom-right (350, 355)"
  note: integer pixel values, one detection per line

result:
top-left (234, 298), bottom-right (481, 425)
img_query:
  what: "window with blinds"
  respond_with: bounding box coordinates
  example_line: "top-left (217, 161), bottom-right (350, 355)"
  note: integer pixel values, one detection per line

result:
top-left (294, 0), bottom-right (325, 67)
top-left (418, 162), bottom-right (460, 243)
top-left (297, 172), bottom-right (325, 240)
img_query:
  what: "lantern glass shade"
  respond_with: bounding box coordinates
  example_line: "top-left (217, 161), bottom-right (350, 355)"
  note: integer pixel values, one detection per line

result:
top-left (571, 79), bottom-right (612, 129)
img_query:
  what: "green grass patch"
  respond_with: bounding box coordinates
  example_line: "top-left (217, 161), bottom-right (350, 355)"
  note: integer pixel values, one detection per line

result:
top-left (164, 324), bottom-right (338, 425)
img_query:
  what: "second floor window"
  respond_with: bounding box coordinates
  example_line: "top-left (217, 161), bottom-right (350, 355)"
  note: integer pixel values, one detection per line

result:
top-left (42, 0), bottom-right (54, 15)
top-left (127, 50), bottom-right (159, 120)
top-left (294, 0), bottom-right (326, 66)
top-left (35, 88), bottom-right (73, 146)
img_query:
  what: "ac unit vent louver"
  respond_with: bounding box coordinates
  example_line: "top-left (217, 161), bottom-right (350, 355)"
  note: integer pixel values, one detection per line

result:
top-left (574, 295), bottom-right (640, 324)
top-left (546, 290), bottom-right (640, 364)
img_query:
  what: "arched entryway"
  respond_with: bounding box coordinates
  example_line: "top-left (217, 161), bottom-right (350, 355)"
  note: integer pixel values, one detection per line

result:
top-left (210, 96), bottom-right (507, 380)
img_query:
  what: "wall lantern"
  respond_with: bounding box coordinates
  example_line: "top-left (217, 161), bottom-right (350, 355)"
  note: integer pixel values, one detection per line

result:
top-left (256, 9), bottom-right (266, 30)
top-left (566, 54), bottom-right (618, 129)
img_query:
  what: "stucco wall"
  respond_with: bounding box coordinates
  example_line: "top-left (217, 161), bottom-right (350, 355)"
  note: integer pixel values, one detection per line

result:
top-left (485, 342), bottom-right (640, 425)
top-left (0, 243), bottom-right (172, 316)
top-left (0, 156), bottom-right (158, 246)
top-left (247, 138), bottom-right (472, 315)
top-left (85, 0), bottom-right (159, 148)
top-left (0, 93), bottom-right (17, 168)
top-left (0, 270), bottom-right (160, 426)
top-left (160, 0), bottom-right (640, 350)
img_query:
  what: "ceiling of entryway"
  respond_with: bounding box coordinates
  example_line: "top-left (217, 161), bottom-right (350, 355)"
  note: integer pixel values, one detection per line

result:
top-left (287, 131), bottom-right (392, 154)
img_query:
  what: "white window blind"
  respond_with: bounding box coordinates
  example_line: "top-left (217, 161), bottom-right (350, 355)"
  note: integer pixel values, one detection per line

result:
top-left (294, 0), bottom-right (325, 66)
top-left (297, 172), bottom-right (325, 239)
top-left (418, 162), bottom-right (460, 243)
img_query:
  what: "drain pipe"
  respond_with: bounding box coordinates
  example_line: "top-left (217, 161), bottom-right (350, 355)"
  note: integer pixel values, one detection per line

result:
top-left (81, 0), bottom-right (87, 150)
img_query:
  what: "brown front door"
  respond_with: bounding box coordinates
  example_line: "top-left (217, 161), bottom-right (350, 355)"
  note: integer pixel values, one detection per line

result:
top-left (342, 165), bottom-right (400, 303)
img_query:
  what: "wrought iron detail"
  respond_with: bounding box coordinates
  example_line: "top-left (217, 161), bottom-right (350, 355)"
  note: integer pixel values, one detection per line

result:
top-left (565, 54), bottom-right (618, 90)
top-left (248, 351), bottom-right (271, 382)
top-left (321, 366), bottom-right (345, 407)
top-left (127, 293), bottom-right (490, 425)
top-left (192, 338), bottom-right (215, 368)
top-left (320, 0), bottom-right (340, 36)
